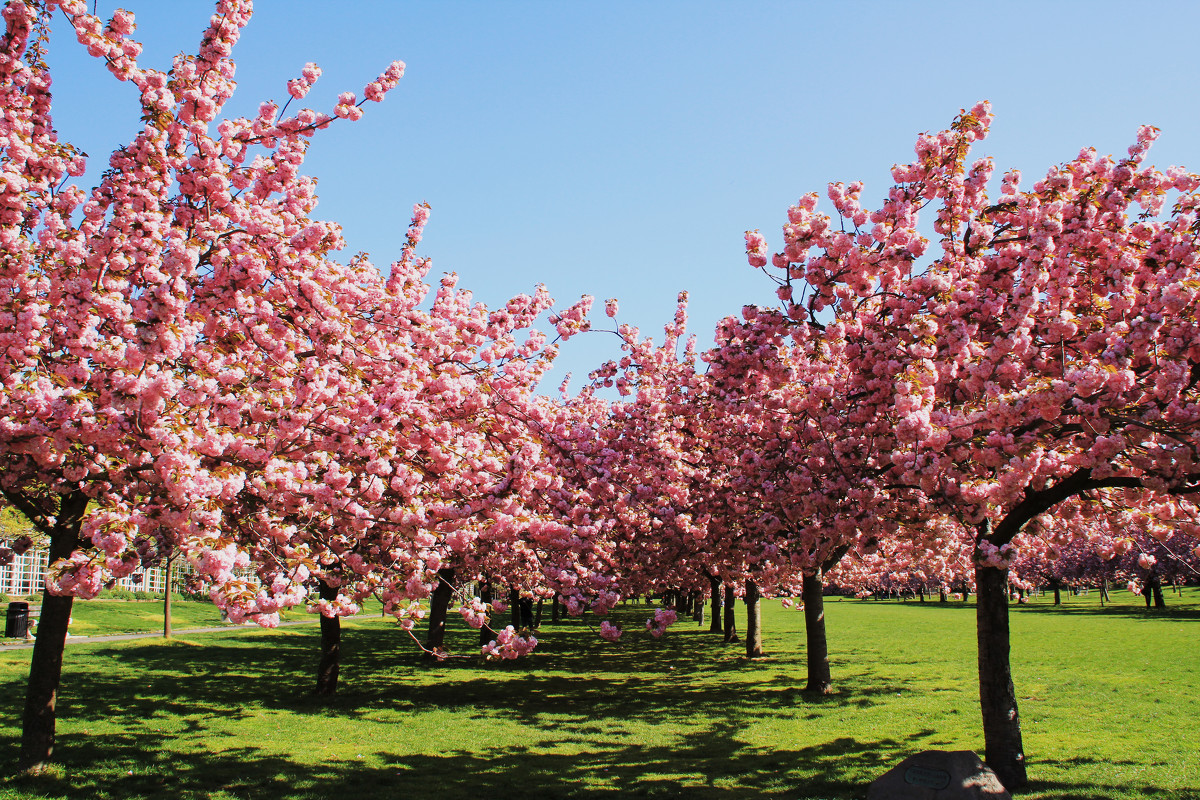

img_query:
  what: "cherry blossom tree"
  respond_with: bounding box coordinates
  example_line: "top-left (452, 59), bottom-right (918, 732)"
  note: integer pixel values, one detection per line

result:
top-left (0, 0), bottom-right (411, 768)
top-left (746, 103), bottom-right (1200, 789)
top-left (536, 295), bottom-right (716, 620)
top-left (1010, 499), bottom-right (1200, 606)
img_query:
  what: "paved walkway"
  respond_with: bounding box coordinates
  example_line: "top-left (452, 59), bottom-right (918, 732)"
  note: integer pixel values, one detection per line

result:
top-left (0, 618), bottom-right (319, 650)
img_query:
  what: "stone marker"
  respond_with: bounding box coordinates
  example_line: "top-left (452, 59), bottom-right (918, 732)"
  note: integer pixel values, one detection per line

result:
top-left (866, 750), bottom-right (1011, 800)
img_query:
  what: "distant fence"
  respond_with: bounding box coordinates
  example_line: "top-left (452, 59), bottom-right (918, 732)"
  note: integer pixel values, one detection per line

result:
top-left (1, 545), bottom-right (177, 597)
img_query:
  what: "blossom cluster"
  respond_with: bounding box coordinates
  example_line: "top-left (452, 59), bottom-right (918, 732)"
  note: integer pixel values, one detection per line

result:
top-left (645, 608), bottom-right (677, 638)
top-left (481, 626), bottom-right (538, 660)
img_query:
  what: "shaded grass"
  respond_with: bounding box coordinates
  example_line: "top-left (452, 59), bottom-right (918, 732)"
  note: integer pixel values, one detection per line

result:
top-left (0, 589), bottom-right (1195, 799)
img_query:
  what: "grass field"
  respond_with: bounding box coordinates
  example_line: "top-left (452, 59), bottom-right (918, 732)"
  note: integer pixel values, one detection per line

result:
top-left (0, 598), bottom-right (314, 641)
top-left (0, 588), bottom-right (1196, 799)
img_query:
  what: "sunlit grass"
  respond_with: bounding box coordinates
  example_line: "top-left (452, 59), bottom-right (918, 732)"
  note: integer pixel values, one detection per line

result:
top-left (0, 598), bottom-right (316, 641)
top-left (0, 589), bottom-right (1195, 798)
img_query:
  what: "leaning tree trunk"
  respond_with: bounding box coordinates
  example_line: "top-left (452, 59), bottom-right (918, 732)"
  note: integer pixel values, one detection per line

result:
top-left (722, 584), bottom-right (739, 643)
top-left (801, 571), bottom-right (833, 694)
top-left (708, 575), bottom-right (722, 634)
top-left (975, 562), bottom-right (1027, 791)
top-left (424, 567), bottom-right (456, 654)
top-left (19, 491), bottom-right (88, 773)
top-left (315, 581), bottom-right (341, 696)
top-left (744, 579), bottom-right (763, 658)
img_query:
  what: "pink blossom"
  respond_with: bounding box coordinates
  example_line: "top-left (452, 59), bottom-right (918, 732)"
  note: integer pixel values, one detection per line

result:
top-left (599, 620), bottom-right (623, 641)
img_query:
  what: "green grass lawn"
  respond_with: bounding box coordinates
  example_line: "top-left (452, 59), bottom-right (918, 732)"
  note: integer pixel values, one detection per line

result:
top-left (0, 588), bottom-right (1196, 799)
top-left (0, 598), bottom-right (316, 640)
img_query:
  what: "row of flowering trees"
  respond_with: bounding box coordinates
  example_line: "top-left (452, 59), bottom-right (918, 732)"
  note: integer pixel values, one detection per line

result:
top-left (735, 102), bottom-right (1200, 789)
top-left (2, 0), bottom-right (1198, 793)
top-left (0, 0), bottom-right (603, 768)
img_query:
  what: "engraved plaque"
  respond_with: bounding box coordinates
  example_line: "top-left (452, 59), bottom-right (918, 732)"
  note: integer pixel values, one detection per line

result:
top-left (903, 764), bottom-right (952, 789)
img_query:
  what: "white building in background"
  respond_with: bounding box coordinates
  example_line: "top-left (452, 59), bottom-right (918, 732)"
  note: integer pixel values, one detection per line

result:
top-left (1, 546), bottom-right (172, 597)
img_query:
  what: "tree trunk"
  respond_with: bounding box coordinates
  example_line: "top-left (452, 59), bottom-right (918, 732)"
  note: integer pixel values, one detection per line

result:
top-left (19, 491), bottom-right (88, 772)
top-left (533, 599), bottom-right (544, 630)
top-left (709, 575), bottom-right (722, 634)
top-left (509, 587), bottom-right (522, 629)
top-left (802, 571), bottom-right (833, 694)
top-left (162, 555), bottom-right (173, 639)
top-left (551, 592), bottom-right (561, 625)
top-left (315, 581), bottom-right (341, 696)
top-left (722, 584), bottom-right (738, 643)
top-left (692, 591), bottom-right (704, 624)
top-left (1051, 579), bottom-right (1061, 606)
top-left (424, 567), bottom-right (456, 654)
top-left (1150, 575), bottom-right (1166, 609)
top-left (918, 585), bottom-right (925, 602)
top-left (940, 589), bottom-right (947, 603)
top-left (1100, 580), bottom-right (1109, 606)
top-left (975, 562), bottom-right (1027, 791)
top-left (744, 579), bottom-right (763, 658)
top-left (479, 582), bottom-right (497, 645)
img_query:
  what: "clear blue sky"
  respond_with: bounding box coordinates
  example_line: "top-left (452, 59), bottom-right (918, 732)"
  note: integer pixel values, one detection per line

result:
top-left (47, 1), bottom-right (1200, 390)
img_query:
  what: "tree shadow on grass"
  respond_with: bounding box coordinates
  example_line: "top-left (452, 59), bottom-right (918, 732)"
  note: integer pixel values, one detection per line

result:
top-left (4, 735), bottom-right (1193, 800)
top-left (847, 596), bottom-right (1200, 622)
top-left (1011, 603), bottom-right (1200, 622)
top-left (3, 617), bottom-right (1194, 799)
top-left (35, 621), bottom-right (909, 740)
top-left (0, 727), bottom-right (946, 800)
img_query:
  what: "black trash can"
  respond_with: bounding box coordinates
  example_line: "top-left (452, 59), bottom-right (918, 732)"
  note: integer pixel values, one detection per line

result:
top-left (6, 602), bottom-right (29, 638)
